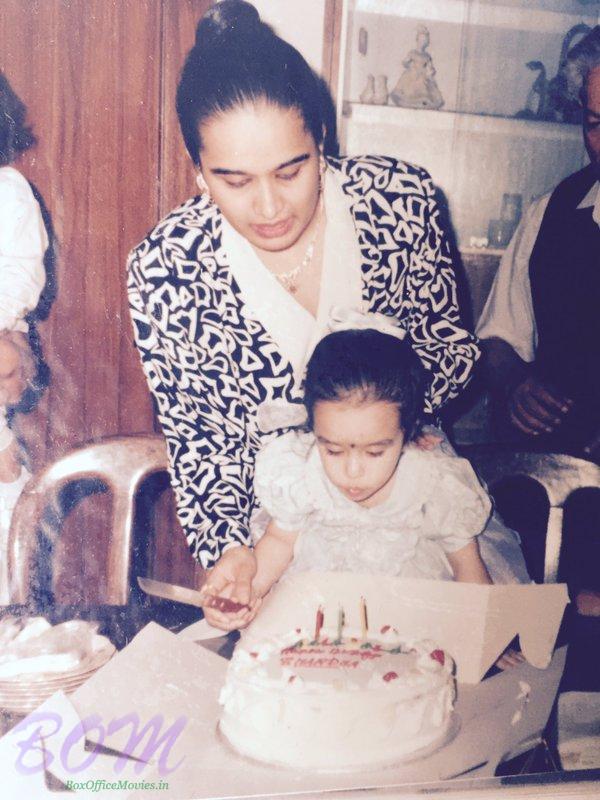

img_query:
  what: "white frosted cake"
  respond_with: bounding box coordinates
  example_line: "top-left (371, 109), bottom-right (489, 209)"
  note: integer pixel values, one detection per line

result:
top-left (218, 626), bottom-right (455, 770)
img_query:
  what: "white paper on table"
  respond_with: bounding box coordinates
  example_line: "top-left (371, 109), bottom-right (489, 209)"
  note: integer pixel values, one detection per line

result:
top-left (1, 710), bottom-right (56, 798)
top-left (1, 691), bottom-right (86, 799)
top-left (1, 689), bottom-right (142, 799)
top-left (69, 622), bottom-right (226, 797)
top-left (177, 618), bottom-right (228, 641)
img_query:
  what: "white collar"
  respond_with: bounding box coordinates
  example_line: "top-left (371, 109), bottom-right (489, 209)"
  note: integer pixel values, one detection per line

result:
top-left (220, 169), bottom-right (363, 384)
top-left (576, 180), bottom-right (600, 227)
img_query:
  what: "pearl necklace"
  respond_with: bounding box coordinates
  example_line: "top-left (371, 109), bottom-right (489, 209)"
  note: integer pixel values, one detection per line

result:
top-left (276, 196), bottom-right (323, 294)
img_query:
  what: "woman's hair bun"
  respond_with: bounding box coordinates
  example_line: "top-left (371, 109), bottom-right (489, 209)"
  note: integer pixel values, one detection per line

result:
top-left (195, 0), bottom-right (264, 49)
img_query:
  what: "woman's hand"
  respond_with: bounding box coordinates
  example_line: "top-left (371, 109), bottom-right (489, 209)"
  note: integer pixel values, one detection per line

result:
top-left (200, 545), bottom-right (258, 631)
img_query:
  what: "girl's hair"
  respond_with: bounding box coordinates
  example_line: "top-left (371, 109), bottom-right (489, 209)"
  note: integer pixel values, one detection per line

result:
top-left (0, 72), bottom-right (36, 166)
top-left (304, 330), bottom-right (428, 442)
top-left (176, 0), bottom-right (338, 165)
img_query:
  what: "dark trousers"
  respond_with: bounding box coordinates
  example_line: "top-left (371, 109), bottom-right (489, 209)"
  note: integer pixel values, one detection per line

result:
top-left (493, 480), bottom-right (600, 593)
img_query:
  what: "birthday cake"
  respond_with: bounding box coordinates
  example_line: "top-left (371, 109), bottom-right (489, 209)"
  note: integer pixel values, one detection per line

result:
top-left (218, 621), bottom-right (455, 770)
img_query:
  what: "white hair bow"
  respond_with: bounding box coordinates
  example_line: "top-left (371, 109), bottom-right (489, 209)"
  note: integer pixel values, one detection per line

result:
top-left (256, 309), bottom-right (406, 434)
top-left (256, 398), bottom-right (308, 434)
top-left (327, 306), bottom-right (407, 342)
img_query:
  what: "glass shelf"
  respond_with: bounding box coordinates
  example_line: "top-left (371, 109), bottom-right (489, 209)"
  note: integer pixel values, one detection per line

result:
top-left (344, 102), bottom-right (584, 138)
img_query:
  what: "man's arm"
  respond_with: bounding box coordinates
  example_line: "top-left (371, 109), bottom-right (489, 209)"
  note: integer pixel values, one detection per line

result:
top-left (476, 194), bottom-right (573, 436)
top-left (481, 338), bottom-right (572, 436)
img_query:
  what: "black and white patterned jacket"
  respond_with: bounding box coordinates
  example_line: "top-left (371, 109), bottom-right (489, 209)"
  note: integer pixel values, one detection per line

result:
top-left (127, 155), bottom-right (479, 567)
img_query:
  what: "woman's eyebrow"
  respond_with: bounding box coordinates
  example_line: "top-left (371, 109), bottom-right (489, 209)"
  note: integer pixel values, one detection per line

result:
top-left (209, 153), bottom-right (310, 176)
top-left (277, 153), bottom-right (310, 169)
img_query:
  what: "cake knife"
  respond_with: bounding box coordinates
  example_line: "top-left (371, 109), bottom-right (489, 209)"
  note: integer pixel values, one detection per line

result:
top-left (137, 576), bottom-right (249, 613)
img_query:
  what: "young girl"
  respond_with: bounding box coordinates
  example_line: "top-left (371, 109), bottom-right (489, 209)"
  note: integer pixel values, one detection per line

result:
top-left (249, 315), bottom-right (494, 603)
top-left (205, 311), bottom-right (527, 668)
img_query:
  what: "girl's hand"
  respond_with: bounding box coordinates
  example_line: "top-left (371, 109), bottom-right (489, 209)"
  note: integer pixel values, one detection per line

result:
top-left (495, 647), bottom-right (526, 670)
top-left (199, 546), bottom-right (257, 630)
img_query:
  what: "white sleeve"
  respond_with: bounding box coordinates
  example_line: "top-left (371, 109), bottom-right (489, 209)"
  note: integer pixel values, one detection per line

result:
top-left (0, 169), bottom-right (48, 332)
top-left (254, 432), bottom-right (315, 531)
top-left (423, 454), bottom-right (492, 552)
top-left (476, 194), bottom-right (550, 363)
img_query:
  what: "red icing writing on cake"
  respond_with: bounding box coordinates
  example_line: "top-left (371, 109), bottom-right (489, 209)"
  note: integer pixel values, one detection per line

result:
top-left (282, 655), bottom-right (361, 669)
top-left (281, 643), bottom-right (385, 670)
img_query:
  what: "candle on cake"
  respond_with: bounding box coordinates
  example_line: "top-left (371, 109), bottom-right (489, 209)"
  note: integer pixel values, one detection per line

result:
top-left (336, 606), bottom-right (345, 642)
top-left (314, 606), bottom-right (324, 642)
top-left (360, 596), bottom-right (368, 640)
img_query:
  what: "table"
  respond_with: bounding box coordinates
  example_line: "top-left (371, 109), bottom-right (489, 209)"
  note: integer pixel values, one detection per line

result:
top-left (1, 598), bottom-right (599, 799)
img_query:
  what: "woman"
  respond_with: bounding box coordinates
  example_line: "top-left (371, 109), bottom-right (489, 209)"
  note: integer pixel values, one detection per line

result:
top-left (127, 1), bottom-right (489, 621)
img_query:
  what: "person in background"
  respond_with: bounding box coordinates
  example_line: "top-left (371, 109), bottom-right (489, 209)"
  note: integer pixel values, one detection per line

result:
top-left (0, 71), bottom-right (48, 603)
top-left (477, 27), bottom-right (600, 617)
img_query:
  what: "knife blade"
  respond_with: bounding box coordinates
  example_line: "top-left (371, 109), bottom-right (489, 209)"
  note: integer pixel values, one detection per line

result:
top-left (137, 577), bottom-right (249, 613)
top-left (85, 738), bottom-right (149, 764)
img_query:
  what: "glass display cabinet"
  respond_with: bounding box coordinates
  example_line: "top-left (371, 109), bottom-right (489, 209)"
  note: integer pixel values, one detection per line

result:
top-left (334, 0), bottom-right (599, 320)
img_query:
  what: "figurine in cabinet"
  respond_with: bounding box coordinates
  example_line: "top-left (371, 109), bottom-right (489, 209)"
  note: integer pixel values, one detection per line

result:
top-left (390, 25), bottom-right (444, 110)
top-left (359, 74), bottom-right (375, 104)
top-left (516, 61), bottom-right (549, 119)
top-left (373, 75), bottom-right (389, 105)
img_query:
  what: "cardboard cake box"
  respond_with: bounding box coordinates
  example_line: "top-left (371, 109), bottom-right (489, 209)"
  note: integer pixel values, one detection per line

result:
top-left (246, 572), bottom-right (570, 684)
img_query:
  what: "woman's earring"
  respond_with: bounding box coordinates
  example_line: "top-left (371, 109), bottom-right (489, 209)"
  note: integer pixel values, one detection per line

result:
top-left (318, 153), bottom-right (327, 194)
top-left (196, 171), bottom-right (210, 197)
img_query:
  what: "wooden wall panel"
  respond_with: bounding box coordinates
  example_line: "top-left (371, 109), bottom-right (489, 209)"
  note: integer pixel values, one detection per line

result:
top-left (112, 1), bottom-right (165, 437)
top-left (1, 0), bottom-right (161, 454)
top-left (159, 0), bottom-right (213, 217)
top-left (0, 0), bottom-right (166, 602)
top-left (322, 0), bottom-right (343, 103)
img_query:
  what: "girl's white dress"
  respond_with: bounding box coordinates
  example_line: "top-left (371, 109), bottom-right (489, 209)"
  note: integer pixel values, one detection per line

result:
top-left (254, 431), bottom-right (529, 584)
